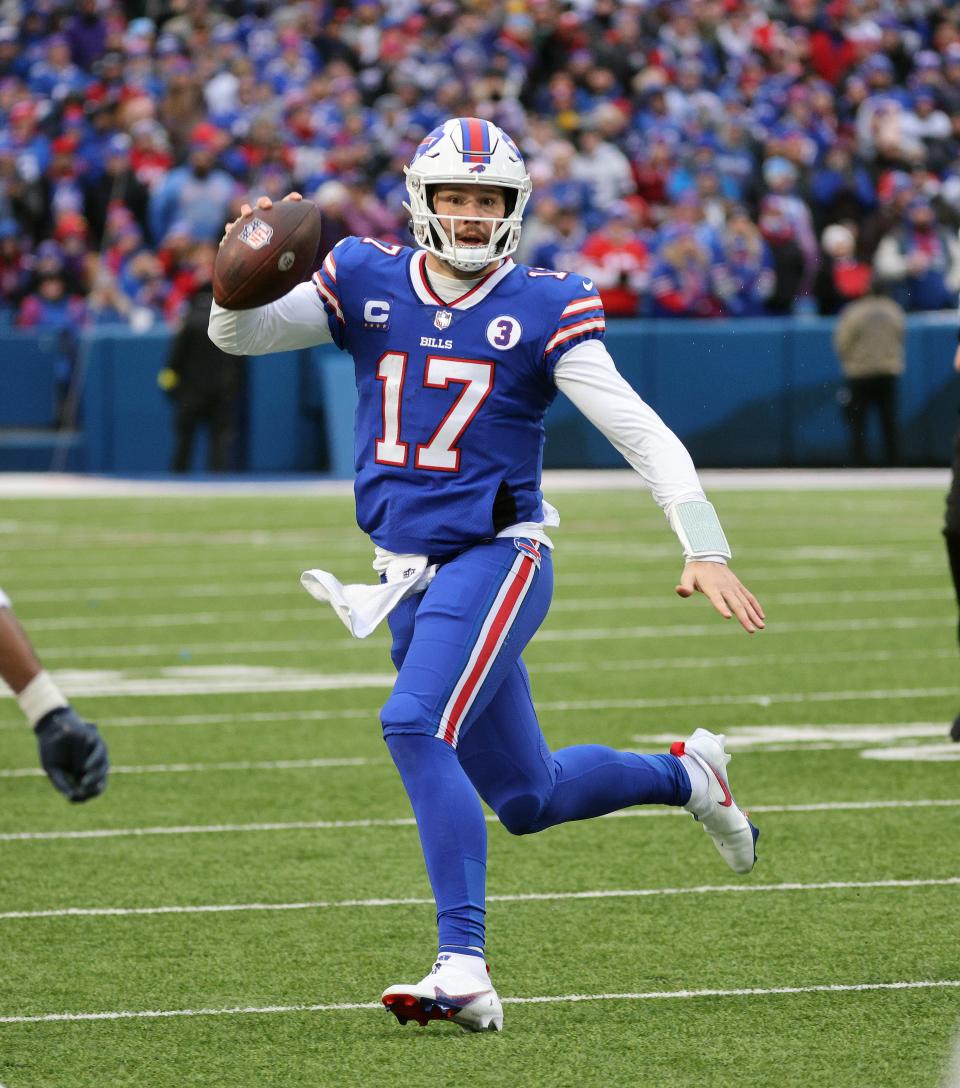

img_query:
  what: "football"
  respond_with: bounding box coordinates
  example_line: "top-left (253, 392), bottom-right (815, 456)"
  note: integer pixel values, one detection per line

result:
top-left (213, 199), bottom-right (323, 310)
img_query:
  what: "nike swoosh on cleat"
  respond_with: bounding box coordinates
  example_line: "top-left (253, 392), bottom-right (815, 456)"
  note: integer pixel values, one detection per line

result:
top-left (434, 986), bottom-right (487, 1008)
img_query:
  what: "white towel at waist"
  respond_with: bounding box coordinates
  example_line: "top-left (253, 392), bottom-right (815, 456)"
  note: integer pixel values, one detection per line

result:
top-left (300, 553), bottom-right (437, 639)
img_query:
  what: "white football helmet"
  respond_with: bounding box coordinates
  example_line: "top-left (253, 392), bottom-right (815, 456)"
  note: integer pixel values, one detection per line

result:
top-left (403, 117), bottom-right (532, 273)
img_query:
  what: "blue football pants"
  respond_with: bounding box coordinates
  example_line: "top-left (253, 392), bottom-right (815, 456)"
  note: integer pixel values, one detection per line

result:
top-left (380, 537), bottom-right (690, 956)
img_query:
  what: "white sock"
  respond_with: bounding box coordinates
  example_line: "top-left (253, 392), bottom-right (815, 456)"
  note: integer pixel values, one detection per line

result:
top-left (437, 952), bottom-right (489, 980)
top-left (17, 671), bottom-right (68, 729)
top-left (678, 752), bottom-right (711, 816)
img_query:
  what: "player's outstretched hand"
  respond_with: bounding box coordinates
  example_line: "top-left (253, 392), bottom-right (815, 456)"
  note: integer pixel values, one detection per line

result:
top-left (675, 561), bottom-right (765, 634)
top-left (35, 707), bottom-right (110, 802)
top-left (219, 191), bottom-right (303, 248)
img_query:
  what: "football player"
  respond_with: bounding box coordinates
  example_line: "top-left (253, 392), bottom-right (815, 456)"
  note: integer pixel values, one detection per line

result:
top-left (0, 587), bottom-right (109, 801)
top-left (209, 117), bottom-right (765, 1032)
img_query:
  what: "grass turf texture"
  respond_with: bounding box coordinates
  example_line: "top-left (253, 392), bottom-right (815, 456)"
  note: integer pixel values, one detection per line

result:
top-left (0, 483), bottom-right (958, 1087)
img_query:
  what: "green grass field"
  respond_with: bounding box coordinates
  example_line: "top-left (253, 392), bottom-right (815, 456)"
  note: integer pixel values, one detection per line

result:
top-left (1, 479), bottom-right (958, 1088)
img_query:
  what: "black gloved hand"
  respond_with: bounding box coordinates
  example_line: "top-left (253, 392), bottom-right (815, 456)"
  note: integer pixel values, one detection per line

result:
top-left (34, 706), bottom-right (110, 802)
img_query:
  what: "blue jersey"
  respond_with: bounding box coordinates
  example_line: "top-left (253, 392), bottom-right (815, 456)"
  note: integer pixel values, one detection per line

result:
top-left (314, 237), bottom-right (605, 556)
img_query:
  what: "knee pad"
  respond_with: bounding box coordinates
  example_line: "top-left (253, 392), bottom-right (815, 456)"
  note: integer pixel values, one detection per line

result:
top-left (380, 691), bottom-right (436, 738)
top-left (496, 791), bottom-right (548, 836)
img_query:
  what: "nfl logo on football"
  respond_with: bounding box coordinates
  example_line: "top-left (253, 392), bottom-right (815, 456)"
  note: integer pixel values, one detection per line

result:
top-left (239, 218), bottom-right (274, 251)
top-left (434, 310), bottom-right (452, 331)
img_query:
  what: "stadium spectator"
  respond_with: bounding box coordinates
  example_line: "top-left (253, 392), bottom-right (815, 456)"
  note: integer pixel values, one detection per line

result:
top-left (808, 140), bottom-right (876, 237)
top-left (571, 122), bottom-right (634, 212)
top-left (84, 133), bottom-right (150, 248)
top-left (580, 201), bottom-right (650, 317)
top-left (148, 124), bottom-right (237, 244)
top-left (650, 224), bottom-right (722, 319)
top-left (874, 198), bottom-right (960, 312)
top-left (65, 0), bottom-right (108, 72)
top-left (0, 587), bottom-right (109, 802)
top-left (714, 208), bottom-right (775, 317)
top-left (833, 283), bottom-right (906, 467)
top-left (814, 223), bottom-right (871, 316)
top-left (758, 195), bottom-right (809, 315)
top-left (809, 2), bottom-right (858, 85)
top-left (760, 156), bottom-right (818, 297)
top-left (530, 201), bottom-right (588, 276)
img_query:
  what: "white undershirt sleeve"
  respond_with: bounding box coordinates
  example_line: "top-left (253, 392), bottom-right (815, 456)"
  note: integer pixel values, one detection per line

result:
top-left (553, 338), bottom-right (731, 561)
top-left (207, 280), bottom-right (336, 356)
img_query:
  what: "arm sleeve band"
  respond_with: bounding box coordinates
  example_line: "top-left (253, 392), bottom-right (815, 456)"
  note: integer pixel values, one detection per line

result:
top-left (667, 500), bottom-right (731, 562)
top-left (554, 338), bottom-right (732, 561)
top-left (207, 281), bottom-right (335, 356)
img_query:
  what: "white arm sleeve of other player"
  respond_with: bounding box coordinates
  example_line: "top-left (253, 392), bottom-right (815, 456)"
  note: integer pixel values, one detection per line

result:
top-left (554, 338), bottom-right (731, 562)
top-left (207, 281), bottom-right (335, 356)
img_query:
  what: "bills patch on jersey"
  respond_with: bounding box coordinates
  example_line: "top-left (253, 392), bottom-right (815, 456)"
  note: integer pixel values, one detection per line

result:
top-left (486, 315), bottom-right (522, 350)
top-left (238, 218), bottom-right (274, 250)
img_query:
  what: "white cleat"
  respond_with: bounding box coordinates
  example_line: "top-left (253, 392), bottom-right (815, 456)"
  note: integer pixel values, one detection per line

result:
top-left (672, 728), bottom-right (759, 874)
top-left (381, 955), bottom-right (503, 1033)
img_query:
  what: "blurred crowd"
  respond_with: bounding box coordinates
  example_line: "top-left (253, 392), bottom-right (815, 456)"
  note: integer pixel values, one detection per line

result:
top-left (2, 0), bottom-right (960, 332)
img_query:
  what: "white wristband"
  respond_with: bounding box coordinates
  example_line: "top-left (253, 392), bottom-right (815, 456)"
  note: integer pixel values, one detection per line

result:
top-left (18, 671), bottom-right (68, 729)
top-left (668, 500), bottom-right (732, 561)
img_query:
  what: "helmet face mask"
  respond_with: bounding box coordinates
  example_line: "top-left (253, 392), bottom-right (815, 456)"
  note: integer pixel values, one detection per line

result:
top-left (403, 117), bottom-right (532, 273)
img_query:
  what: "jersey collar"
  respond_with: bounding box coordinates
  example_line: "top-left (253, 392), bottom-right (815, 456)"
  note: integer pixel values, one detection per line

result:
top-left (410, 250), bottom-right (515, 310)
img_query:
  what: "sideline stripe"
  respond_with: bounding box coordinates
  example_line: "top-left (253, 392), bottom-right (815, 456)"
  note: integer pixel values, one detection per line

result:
top-left (2, 980), bottom-right (957, 1024)
top-left (3, 877), bottom-right (957, 922)
top-left (3, 799), bottom-right (958, 842)
top-left (0, 757), bottom-right (381, 779)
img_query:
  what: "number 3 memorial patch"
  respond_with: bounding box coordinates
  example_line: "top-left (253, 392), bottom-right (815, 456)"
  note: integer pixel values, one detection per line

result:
top-left (486, 316), bottom-right (522, 350)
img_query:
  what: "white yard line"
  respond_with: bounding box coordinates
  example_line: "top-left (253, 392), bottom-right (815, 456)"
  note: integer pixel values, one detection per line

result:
top-left (3, 562), bottom-right (947, 599)
top-left (2, 877), bottom-right (957, 922)
top-left (9, 612), bottom-right (956, 666)
top-left (15, 586), bottom-right (951, 631)
top-left (534, 646), bottom-right (957, 674)
top-left (537, 686), bottom-right (960, 711)
top-left (1, 681), bottom-right (957, 730)
top-left (1, 979), bottom-right (957, 1025)
top-left (2, 799), bottom-right (957, 843)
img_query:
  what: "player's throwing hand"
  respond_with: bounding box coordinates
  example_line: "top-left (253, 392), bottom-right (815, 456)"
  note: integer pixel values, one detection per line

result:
top-left (219, 191), bottom-right (303, 248)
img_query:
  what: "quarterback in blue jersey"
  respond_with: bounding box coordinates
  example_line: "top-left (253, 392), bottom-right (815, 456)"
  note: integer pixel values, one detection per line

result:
top-left (210, 117), bottom-right (765, 1033)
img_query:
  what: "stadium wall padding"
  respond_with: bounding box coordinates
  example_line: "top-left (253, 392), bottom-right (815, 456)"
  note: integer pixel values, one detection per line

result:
top-left (1, 315), bottom-right (957, 473)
